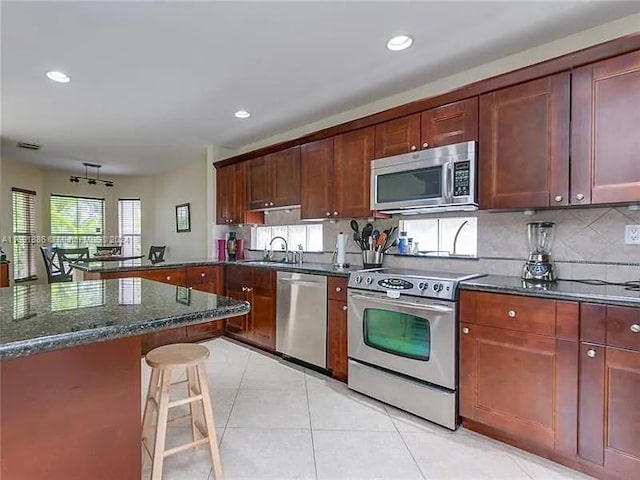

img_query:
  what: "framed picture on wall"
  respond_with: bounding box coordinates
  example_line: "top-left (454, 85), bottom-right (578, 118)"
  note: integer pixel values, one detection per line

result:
top-left (175, 203), bottom-right (191, 233)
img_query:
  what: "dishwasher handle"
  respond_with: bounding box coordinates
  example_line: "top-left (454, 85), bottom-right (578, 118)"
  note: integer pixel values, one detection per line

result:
top-left (278, 278), bottom-right (325, 288)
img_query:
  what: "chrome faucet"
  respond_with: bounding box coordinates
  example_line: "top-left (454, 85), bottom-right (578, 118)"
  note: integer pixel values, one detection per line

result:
top-left (269, 236), bottom-right (290, 263)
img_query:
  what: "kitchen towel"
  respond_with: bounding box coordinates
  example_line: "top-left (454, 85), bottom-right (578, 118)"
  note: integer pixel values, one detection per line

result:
top-left (336, 232), bottom-right (349, 266)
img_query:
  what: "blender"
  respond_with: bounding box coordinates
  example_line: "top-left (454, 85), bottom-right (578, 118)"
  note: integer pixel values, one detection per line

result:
top-left (522, 221), bottom-right (557, 282)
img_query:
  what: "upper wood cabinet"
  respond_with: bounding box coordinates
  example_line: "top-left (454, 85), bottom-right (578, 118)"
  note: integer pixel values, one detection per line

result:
top-left (334, 127), bottom-right (375, 218)
top-left (571, 50), bottom-right (640, 206)
top-left (373, 98), bottom-right (478, 159)
top-left (216, 163), bottom-right (263, 225)
top-left (479, 73), bottom-right (571, 209)
top-left (248, 146), bottom-right (301, 210)
top-left (300, 138), bottom-right (335, 220)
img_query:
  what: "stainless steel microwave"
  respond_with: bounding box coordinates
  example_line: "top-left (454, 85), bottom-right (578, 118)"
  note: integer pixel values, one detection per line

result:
top-left (370, 141), bottom-right (477, 214)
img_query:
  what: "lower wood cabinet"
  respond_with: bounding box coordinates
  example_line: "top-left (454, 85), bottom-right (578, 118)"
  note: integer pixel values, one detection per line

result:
top-left (327, 277), bottom-right (348, 382)
top-left (224, 266), bottom-right (276, 351)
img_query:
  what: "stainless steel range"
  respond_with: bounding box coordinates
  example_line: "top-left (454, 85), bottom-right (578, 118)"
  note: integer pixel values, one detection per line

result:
top-left (347, 268), bottom-right (483, 430)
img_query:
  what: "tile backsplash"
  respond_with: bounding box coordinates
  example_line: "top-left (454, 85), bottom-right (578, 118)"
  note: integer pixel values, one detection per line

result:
top-left (236, 206), bottom-right (640, 282)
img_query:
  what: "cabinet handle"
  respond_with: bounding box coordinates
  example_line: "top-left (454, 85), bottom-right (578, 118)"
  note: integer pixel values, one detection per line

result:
top-left (269, 202), bottom-right (274, 206)
top-left (587, 349), bottom-right (597, 358)
top-left (410, 145), bottom-right (417, 151)
top-left (201, 272), bottom-right (206, 277)
top-left (242, 286), bottom-right (247, 292)
top-left (342, 305), bottom-right (347, 311)
top-left (462, 327), bottom-right (470, 334)
top-left (554, 195), bottom-right (563, 202)
top-left (631, 324), bottom-right (640, 333)
top-left (246, 287), bottom-right (253, 292)
top-left (576, 193), bottom-right (585, 201)
top-left (326, 212), bottom-right (332, 217)
top-left (422, 142), bottom-right (429, 149)
top-left (508, 310), bottom-right (516, 318)
top-left (335, 287), bottom-right (342, 292)
top-left (333, 211), bottom-right (339, 216)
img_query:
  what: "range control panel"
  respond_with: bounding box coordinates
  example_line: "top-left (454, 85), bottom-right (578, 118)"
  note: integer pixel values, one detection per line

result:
top-left (348, 273), bottom-right (457, 301)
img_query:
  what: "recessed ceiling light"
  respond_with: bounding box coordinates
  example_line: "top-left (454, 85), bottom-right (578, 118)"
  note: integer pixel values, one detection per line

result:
top-left (46, 71), bottom-right (71, 83)
top-left (234, 110), bottom-right (251, 119)
top-left (386, 35), bottom-right (414, 51)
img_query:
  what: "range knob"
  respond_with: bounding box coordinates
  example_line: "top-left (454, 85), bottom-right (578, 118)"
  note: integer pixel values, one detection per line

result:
top-left (432, 283), bottom-right (443, 292)
top-left (354, 275), bottom-right (363, 284)
top-left (418, 282), bottom-right (428, 291)
top-left (365, 276), bottom-right (374, 285)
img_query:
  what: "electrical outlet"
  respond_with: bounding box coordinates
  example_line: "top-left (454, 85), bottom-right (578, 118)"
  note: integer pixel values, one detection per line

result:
top-left (625, 225), bottom-right (640, 245)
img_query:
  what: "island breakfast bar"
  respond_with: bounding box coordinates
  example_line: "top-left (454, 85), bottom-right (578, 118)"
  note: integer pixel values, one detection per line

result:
top-left (0, 279), bottom-right (249, 480)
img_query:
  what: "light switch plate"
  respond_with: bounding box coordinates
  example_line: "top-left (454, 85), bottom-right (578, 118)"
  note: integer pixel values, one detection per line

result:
top-left (625, 225), bottom-right (640, 245)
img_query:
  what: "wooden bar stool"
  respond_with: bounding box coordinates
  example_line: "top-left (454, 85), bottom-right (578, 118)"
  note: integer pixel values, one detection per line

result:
top-left (141, 343), bottom-right (223, 480)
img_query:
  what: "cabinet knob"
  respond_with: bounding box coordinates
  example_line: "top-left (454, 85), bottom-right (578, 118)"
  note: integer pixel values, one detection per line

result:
top-left (508, 310), bottom-right (516, 318)
top-left (333, 211), bottom-right (339, 216)
top-left (242, 286), bottom-right (247, 292)
top-left (576, 193), bottom-right (585, 201)
top-left (631, 324), bottom-right (640, 333)
top-left (201, 272), bottom-right (205, 277)
top-left (166, 276), bottom-right (171, 281)
top-left (264, 202), bottom-right (269, 207)
top-left (587, 349), bottom-right (597, 358)
top-left (554, 195), bottom-right (563, 202)
top-left (269, 202), bottom-right (274, 206)
top-left (462, 327), bottom-right (470, 334)
top-left (335, 286), bottom-right (342, 292)
top-left (326, 212), bottom-right (332, 217)
top-left (342, 305), bottom-right (347, 311)
top-left (246, 287), bottom-right (253, 292)
top-left (422, 142), bottom-right (429, 149)
top-left (410, 145), bottom-right (417, 151)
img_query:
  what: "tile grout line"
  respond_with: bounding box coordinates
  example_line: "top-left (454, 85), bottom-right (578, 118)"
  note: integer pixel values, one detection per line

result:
top-left (304, 369), bottom-right (320, 480)
top-left (386, 406), bottom-right (428, 480)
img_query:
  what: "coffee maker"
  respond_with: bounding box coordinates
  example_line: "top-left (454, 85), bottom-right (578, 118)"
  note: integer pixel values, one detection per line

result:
top-left (522, 221), bottom-right (557, 282)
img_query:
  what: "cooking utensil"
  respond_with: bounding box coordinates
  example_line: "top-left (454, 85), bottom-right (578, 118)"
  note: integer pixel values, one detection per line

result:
top-left (361, 223), bottom-right (373, 248)
top-left (377, 232), bottom-right (387, 252)
top-left (353, 232), bottom-right (364, 250)
top-left (350, 220), bottom-right (360, 235)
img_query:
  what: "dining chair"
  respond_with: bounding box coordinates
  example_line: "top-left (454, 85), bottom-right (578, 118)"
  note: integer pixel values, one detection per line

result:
top-left (148, 246), bottom-right (166, 263)
top-left (56, 247), bottom-right (90, 278)
top-left (40, 246), bottom-right (72, 283)
top-left (96, 245), bottom-right (122, 256)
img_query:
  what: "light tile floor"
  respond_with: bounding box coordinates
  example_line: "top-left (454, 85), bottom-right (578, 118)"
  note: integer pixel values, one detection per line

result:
top-left (141, 338), bottom-right (594, 480)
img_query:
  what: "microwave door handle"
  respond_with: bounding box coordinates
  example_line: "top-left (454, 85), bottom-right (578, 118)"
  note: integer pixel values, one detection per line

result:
top-left (446, 162), bottom-right (454, 201)
top-left (349, 293), bottom-right (454, 314)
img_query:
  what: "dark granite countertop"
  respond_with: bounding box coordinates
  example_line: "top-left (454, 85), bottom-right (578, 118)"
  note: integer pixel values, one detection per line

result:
top-left (0, 279), bottom-right (250, 359)
top-left (461, 275), bottom-right (640, 308)
top-left (69, 258), bottom-right (358, 277)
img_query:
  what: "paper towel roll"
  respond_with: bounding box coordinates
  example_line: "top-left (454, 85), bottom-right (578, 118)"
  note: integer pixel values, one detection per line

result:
top-left (336, 233), bottom-right (348, 266)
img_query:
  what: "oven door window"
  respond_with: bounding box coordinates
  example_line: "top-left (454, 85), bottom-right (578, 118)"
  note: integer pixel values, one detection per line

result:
top-left (376, 166), bottom-right (442, 204)
top-left (363, 308), bottom-right (430, 361)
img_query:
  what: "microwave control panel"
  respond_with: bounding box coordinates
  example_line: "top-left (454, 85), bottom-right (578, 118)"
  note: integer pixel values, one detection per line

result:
top-left (453, 161), bottom-right (471, 197)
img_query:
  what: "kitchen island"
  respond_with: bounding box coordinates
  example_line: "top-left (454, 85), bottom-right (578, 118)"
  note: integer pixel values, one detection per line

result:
top-left (0, 279), bottom-right (249, 480)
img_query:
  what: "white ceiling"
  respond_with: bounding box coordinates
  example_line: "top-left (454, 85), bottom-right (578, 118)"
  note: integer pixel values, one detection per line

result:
top-left (2, 1), bottom-right (639, 175)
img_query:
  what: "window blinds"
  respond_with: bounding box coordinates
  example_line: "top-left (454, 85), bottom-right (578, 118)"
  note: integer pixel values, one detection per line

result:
top-left (12, 188), bottom-right (37, 281)
top-left (118, 199), bottom-right (141, 257)
top-left (50, 195), bottom-right (105, 249)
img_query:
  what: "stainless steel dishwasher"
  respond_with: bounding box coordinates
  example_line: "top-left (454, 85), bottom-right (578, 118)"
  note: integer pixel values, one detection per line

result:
top-left (276, 272), bottom-right (327, 368)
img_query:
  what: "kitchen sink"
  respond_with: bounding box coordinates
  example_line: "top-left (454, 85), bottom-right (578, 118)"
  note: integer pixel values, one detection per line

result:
top-left (240, 259), bottom-right (292, 266)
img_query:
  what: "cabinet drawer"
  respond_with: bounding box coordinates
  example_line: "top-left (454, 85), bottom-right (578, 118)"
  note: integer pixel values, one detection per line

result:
top-left (140, 268), bottom-right (186, 286)
top-left (187, 265), bottom-right (221, 286)
top-left (606, 306), bottom-right (640, 352)
top-left (328, 276), bottom-right (347, 302)
top-left (475, 292), bottom-right (556, 337)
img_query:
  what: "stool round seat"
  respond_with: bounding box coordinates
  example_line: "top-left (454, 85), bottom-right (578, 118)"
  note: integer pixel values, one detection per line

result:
top-left (145, 343), bottom-right (210, 369)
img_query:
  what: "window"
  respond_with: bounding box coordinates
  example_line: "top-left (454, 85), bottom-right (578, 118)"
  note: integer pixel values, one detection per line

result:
top-left (118, 199), bottom-right (141, 257)
top-left (252, 224), bottom-right (323, 252)
top-left (50, 195), bottom-right (105, 250)
top-left (12, 188), bottom-right (37, 281)
top-left (399, 217), bottom-right (477, 257)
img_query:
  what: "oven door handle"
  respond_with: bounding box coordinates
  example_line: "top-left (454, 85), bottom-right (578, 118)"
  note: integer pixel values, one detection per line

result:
top-left (348, 293), bottom-right (454, 314)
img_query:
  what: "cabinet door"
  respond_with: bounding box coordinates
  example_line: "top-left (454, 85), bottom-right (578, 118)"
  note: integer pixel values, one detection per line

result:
top-left (374, 114), bottom-right (420, 158)
top-left (247, 156), bottom-right (272, 210)
top-left (420, 97), bottom-right (478, 148)
top-left (248, 268), bottom-right (276, 350)
top-left (579, 345), bottom-right (640, 478)
top-left (327, 299), bottom-right (348, 382)
top-left (572, 50), bottom-right (640, 205)
top-left (333, 127), bottom-right (375, 218)
top-left (215, 165), bottom-right (235, 224)
top-left (271, 146), bottom-right (301, 207)
top-left (460, 323), bottom-right (578, 453)
top-left (479, 73), bottom-right (570, 209)
top-left (300, 138), bottom-right (334, 219)
top-left (225, 288), bottom-right (249, 336)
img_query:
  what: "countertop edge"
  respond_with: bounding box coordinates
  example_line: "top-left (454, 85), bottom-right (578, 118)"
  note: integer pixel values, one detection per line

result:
top-left (0, 301), bottom-right (251, 360)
